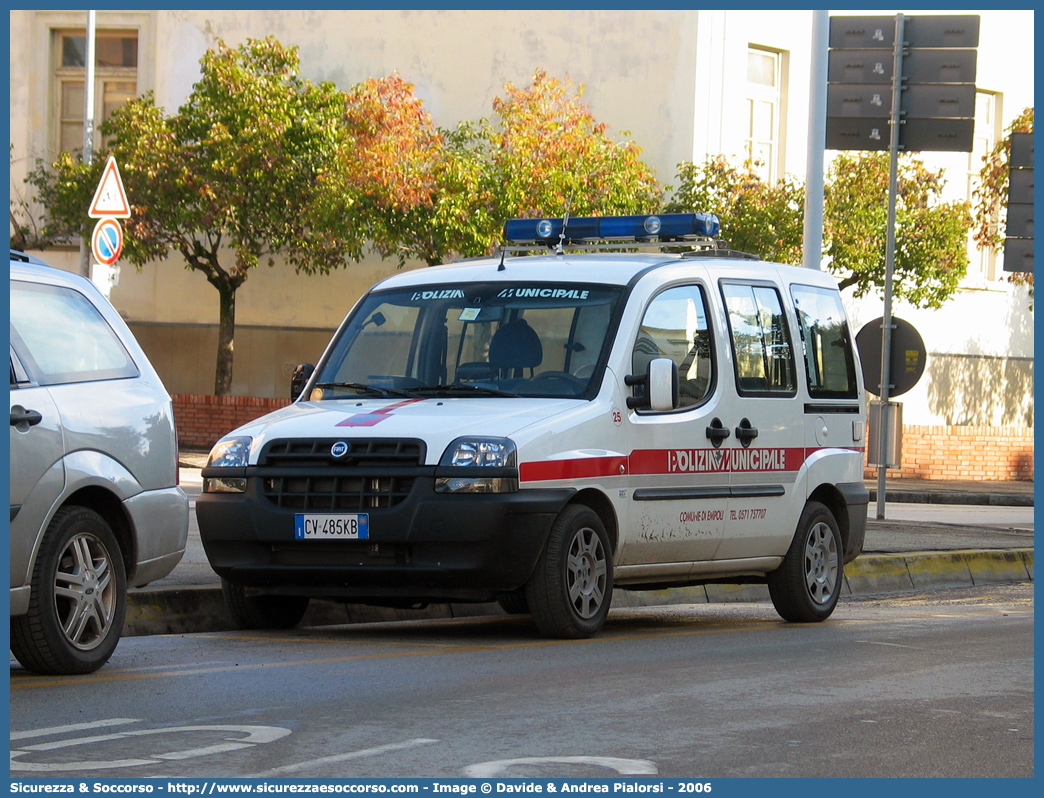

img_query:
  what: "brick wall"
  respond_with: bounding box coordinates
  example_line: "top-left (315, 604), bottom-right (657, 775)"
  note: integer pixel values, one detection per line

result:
top-left (174, 395), bottom-right (1033, 481)
top-left (864, 425), bottom-right (1034, 481)
top-left (173, 394), bottom-right (290, 450)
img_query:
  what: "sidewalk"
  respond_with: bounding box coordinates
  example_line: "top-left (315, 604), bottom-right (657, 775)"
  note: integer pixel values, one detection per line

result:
top-left (122, 459), bottom-right (1034, 637)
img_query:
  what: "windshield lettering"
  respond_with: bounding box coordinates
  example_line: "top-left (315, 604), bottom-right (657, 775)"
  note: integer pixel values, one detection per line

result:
top-left (497, 287), bottom-right (590, 300)
top-left (411, 289), bottom-right (466, 301)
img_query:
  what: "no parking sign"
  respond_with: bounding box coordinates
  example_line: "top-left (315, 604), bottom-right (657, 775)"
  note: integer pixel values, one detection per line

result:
top-left (91, 217), bottom-right (124, 265)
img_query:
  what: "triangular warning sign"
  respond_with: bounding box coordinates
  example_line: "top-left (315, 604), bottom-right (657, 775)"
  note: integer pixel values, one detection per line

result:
top-left (88, 156), bottom-right (131, 218)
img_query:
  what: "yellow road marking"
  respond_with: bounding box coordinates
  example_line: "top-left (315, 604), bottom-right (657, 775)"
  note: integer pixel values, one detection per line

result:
top-left (11, 607), bottom-right (1031, 691)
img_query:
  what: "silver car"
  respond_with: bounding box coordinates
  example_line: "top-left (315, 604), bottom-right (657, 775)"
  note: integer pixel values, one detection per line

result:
top-left (9, 252), bottom-right (188, 674)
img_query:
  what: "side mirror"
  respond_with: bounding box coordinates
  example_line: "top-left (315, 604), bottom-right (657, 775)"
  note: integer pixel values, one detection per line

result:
top-left (290, 363), bottom-right (315, 401)
top-left (624, 357), bottom-right (679, 411)
top-left (647, 358), bottom-right (679, 411)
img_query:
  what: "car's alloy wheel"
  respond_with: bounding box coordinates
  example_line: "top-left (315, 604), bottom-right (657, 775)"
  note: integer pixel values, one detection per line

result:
top-left (10, 506), bottom-right (126, 674)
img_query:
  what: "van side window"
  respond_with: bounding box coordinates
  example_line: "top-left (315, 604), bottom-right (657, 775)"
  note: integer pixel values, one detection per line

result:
top-left (790, 284), bottom-right (858, 399)
top-left (721, 282), bottom-right (795, 395)
top-left (632, 284), bottom-right (714, 409)
top-left (9, 282), bottom-right (138, 386)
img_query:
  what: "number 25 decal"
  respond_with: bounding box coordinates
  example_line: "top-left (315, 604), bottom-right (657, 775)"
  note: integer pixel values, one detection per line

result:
top-left (612, 407), bottom-right (623, 426)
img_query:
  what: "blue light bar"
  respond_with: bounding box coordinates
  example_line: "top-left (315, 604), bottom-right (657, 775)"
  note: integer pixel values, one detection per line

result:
top-left (502, 213), bottom-right (720, 244)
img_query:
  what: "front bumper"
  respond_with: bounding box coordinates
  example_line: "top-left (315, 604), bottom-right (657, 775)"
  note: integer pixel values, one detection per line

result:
top-left (196, 473), bottom-right (574, 604)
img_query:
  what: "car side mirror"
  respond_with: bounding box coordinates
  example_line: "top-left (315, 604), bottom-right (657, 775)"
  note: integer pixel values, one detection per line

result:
top-left (624, 357), bottom-right (679, 411)
top-left (290, 363), bottom-right (315, 401)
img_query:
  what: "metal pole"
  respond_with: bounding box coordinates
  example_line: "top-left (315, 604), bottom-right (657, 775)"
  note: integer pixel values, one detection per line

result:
top-left (79, 10), bottom-right (96, 278)
top-left (803, 9), bottom-right (829, 270)
top-left (876, 13), bottom-right (905, 520)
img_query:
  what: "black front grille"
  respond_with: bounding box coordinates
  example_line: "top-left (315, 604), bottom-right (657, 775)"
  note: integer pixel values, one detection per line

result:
top-left (258, 438), bottom-right (427, 511)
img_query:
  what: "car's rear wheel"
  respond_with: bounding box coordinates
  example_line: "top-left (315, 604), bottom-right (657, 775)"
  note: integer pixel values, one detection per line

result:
top-left (221, 580), bottom-right (310, 629)
top-left (10, 506), bottom-right (127, 675)
top-left (768, 501), bottom-right (843, 623)
top-left (525, 504), bottom-right (613, 638)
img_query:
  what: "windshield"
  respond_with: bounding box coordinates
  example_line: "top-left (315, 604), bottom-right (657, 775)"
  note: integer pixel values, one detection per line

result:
top-left (312, 282), bottom-right (624, 400)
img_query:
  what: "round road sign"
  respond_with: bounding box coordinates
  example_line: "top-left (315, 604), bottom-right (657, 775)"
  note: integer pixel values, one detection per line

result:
top-left (855, 316), bottom-right (927, 398)
top-left (91, 218), bottom-right (123, 265)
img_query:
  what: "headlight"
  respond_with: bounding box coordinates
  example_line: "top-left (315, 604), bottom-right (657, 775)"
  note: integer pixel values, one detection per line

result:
top-left (203, 436), bottom-right (251, 494)
top-left (435, 437), bottom-right (518, 494)
top-left (206, 436), bottom-right (252, 468)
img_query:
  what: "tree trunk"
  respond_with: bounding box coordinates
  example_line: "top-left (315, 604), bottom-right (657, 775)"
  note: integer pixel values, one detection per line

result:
top-left (214, 279), bottom-right (236, 396)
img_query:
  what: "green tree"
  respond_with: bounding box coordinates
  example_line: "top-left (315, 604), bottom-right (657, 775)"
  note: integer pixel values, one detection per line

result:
top-left (668, 153), bottom-right (972, 309)
top-left (972, 106), bottom-right (1034, 297)
top-left (825, 152), bottom-right (970, 308)
top-left (665, 155), bottom-right (804, 263)
top-left (26, 37), bottom-right (358, 395)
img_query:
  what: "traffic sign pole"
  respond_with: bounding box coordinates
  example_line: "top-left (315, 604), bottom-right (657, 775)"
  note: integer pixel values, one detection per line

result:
top-left (877, 13), bottom-right (905, 521)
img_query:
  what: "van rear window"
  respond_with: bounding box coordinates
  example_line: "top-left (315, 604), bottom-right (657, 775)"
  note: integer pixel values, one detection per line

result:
top-left (790, 284), bottom-right (858, 399)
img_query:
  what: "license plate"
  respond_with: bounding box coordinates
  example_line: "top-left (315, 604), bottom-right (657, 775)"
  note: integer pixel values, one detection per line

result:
top-left (294, 513), bottom-right (369, 540)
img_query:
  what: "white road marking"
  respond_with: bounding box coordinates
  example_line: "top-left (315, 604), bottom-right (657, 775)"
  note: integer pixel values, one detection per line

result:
top-left (248, 738), bottom-right (440, 777)
top-left (464, 756), bottom-right (658, 777)
top-left (10, 718), bottom-right (140, 741)
top-left (10, 724), bottom-right (290, 772)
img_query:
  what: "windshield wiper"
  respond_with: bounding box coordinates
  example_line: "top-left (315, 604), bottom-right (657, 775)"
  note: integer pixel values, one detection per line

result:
top-left (410, 383), bottom-right (518, 398)
top-left (311, 382), bottom-right (417, 398)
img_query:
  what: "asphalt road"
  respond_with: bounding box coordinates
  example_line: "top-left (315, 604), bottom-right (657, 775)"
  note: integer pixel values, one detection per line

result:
top-left (10, 584), bottom-right (1033, 779)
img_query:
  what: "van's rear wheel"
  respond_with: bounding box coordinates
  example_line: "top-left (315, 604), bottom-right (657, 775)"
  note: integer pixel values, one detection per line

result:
top-left (768, 501), bottom-right (842, 623)
top-left (525, 505), bottom-right (612, 638)
top-left (221, 580), bottom-right (310, 629)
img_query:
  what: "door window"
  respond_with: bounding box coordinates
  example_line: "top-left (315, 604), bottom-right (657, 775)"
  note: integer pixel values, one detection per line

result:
top-left (721, 283), bottom-right (795, 395)
top-left (631, 284), bottom-right (714, 410)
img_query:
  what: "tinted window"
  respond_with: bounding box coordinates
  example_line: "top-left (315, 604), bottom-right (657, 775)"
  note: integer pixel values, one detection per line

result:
top-left (790, 284), bottom-right (858, 399)
top-left (722, 282), bottom-right (795, 395)
top-left (632, 284), bottom-right (714, 409)
top-left (9, 281), bottom-right (138, 385)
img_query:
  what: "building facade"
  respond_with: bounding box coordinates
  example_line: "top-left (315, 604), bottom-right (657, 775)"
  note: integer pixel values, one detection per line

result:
top-left (8, 9), bottom-right (1035, 439)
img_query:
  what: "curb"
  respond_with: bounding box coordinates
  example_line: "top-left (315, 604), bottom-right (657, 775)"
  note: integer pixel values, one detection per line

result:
top-left (867, 489), bottom-right (1034, 507)
top-left (124, 548), bottom-right (1034, 637)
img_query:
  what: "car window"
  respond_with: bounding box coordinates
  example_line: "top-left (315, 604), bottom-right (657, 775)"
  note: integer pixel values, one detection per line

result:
top-left (721, 282), bottom-right (796, 396)
top-left (631, 284), bottom-right (714, 410)
top-left (790, 284), bottom-right (858, 399)
top-left (9, 280), bottom-right (138, 385)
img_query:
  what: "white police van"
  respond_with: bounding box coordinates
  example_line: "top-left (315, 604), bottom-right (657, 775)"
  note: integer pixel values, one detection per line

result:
top-left (196, 213), bottom-right (868, 638)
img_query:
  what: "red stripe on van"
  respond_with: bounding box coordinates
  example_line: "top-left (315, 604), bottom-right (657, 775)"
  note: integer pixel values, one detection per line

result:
top-left (520, 456), bottom-right (628, 482)
top-left (519, 446), bottom-right (866, 483)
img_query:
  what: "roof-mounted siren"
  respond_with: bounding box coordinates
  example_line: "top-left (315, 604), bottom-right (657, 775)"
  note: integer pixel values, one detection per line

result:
top-left (502, 212), bottom-right (720, 245)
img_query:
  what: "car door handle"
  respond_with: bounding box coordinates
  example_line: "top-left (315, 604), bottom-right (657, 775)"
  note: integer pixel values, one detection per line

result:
top-left (10, 407), bottom-right (43, 427)
top-left (735, 418), bottom-right (759, 448)
top-left (705, 417), bottom-right (730, 447)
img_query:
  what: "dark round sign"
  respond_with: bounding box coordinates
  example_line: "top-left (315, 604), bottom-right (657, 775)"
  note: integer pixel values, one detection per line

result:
top-left (855, 317), bottom-right (926, 398)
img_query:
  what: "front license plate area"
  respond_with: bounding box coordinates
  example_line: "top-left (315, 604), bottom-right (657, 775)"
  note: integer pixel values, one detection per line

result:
top-left (294, 513), bottom-right (369, 540)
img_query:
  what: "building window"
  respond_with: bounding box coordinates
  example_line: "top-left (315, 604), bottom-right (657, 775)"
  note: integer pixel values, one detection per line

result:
top-left (967, 90), bottom-right (1002, 280)
top-left (744, 47), bottom-right (784, 182)
top-left (54, 29), bottom-right (138, 155)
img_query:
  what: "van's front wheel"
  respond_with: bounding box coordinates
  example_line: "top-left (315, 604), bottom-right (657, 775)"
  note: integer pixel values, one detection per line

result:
top-left (221, 580), bottom-right (310, 629)
top-left (525, 505), bottom-right (613, 638)
top-left (768, 501), bottom-right (842, 623)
